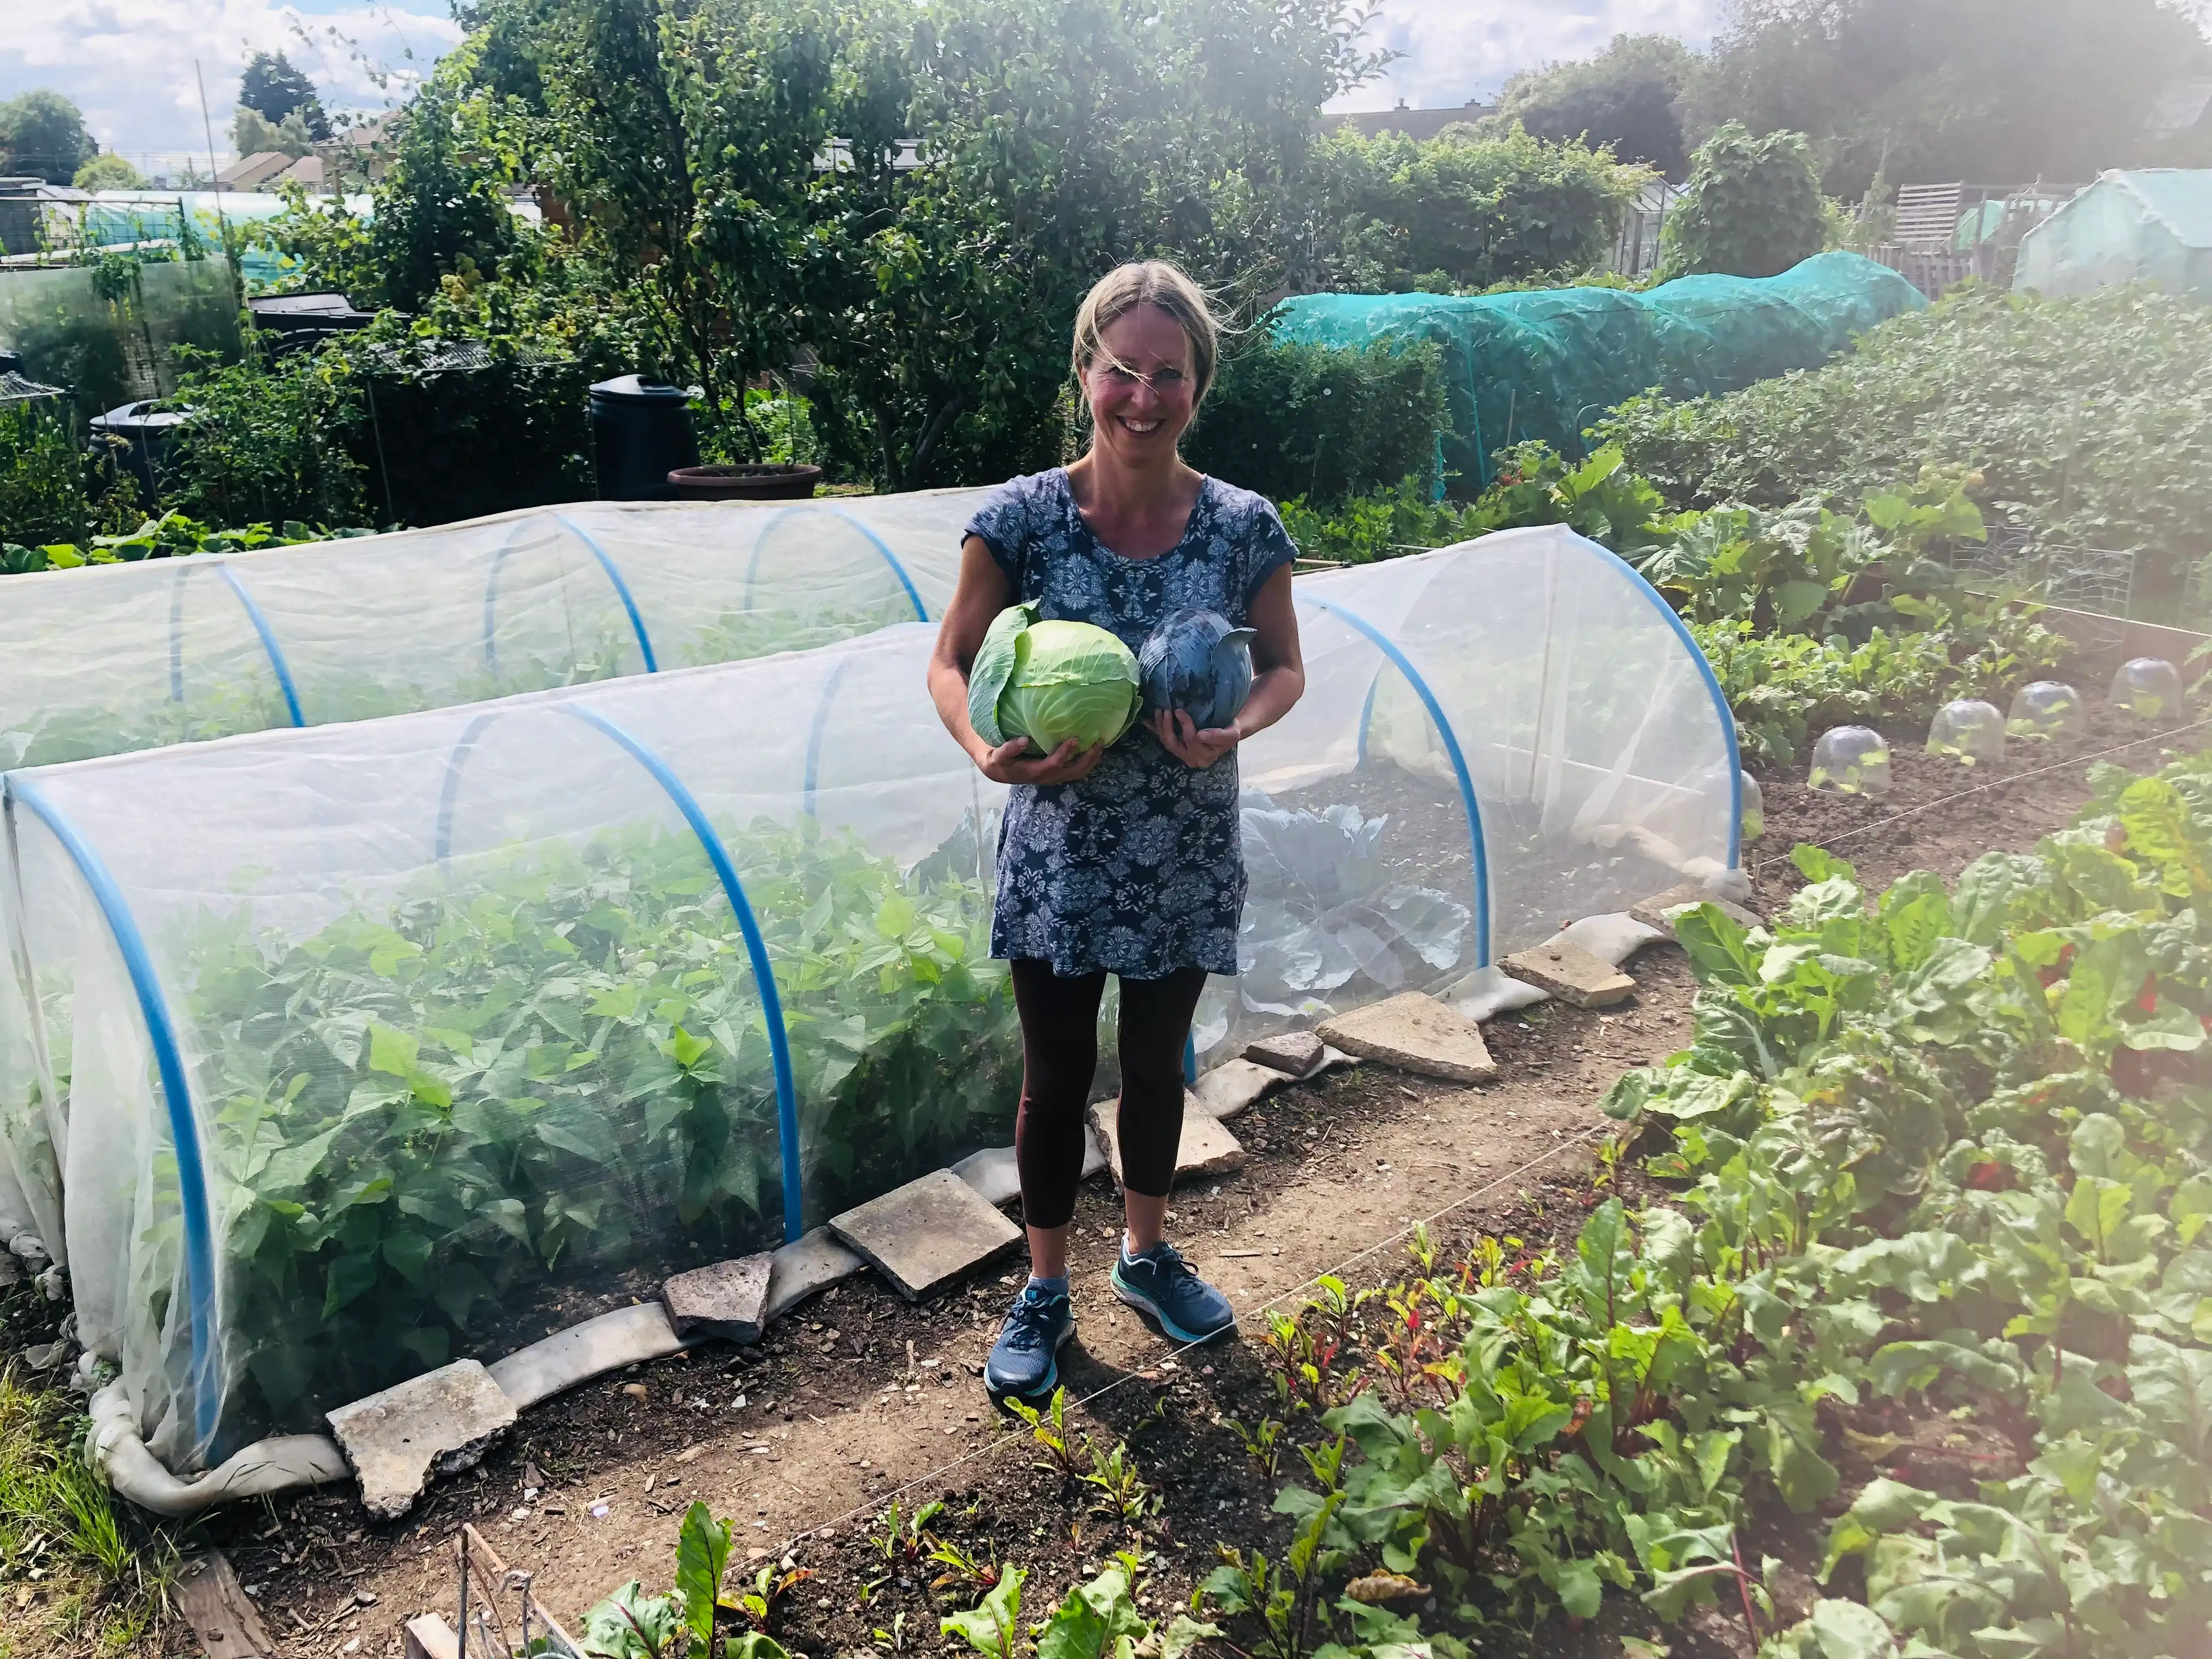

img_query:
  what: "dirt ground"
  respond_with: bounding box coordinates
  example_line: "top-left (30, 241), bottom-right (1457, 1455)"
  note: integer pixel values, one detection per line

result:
top-left (12, 692), bottom-right (2204, 1659)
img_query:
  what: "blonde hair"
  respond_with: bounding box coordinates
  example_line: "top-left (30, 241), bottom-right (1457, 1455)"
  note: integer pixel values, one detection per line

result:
top-left (1070, 260), bottom-right (1223, 410)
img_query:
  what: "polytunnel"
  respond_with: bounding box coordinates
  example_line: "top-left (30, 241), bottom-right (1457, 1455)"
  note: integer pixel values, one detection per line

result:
top-left (0, 488), bottom-right (987, 771)
top-left (0, 522), bottom-right (1737, 1479)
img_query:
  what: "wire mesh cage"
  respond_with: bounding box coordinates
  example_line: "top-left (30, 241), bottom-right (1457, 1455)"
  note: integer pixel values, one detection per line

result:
top-left (0, 524), bottom-right (1737, 1474)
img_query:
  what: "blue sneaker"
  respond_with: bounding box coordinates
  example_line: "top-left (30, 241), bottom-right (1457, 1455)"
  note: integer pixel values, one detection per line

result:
top-left (985, 1285), bottom-right (1074, 1401)
top-left (1111, 1240), bottom-right (1235, 1345)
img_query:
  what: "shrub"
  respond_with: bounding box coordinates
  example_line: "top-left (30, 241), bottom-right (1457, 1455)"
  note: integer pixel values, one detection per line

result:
top-left (160, 345), bottom-right (368, 530)
top-left (1184, 336), bottom-right (1447, 507)
top-left (1658, 121), bottom-right (1825, 279)
top-left (0, 402), bottom-right (109, 552)
top-left (1305, 125), bottom-right (1644, 293)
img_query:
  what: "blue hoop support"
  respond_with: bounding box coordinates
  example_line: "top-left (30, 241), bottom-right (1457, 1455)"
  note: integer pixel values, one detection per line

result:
top-left (1301, 594), bottom-right (1492, 967)
top-left (432, 710), bottom-right (501, 865)
top-left (801, 656), bottom-right (854, 824)
top-left (742, 507), bottom-right (929, 623)
top-left (213, 563), bottom-right (304, 727)
top-left (558, 705), bottom-right (806, 1243)
top-left (4, 776), bottom-right (221, 1448)
top-left (166, 564), bottom-right (188, 703)
top-left (551, 516), bottom-right (660, 673)
top-left (1595, 549), bottom-right (1745, 869)
top-left (478, 521), bottom-right (543, 678)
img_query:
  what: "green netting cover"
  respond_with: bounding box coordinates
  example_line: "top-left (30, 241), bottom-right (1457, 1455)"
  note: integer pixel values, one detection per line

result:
top-left (1269, 251), bottom-right (1926, 490)
top-left (2014, 170), bottom-right (2212, 300)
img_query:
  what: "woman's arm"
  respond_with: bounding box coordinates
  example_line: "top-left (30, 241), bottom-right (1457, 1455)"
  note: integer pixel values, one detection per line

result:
top-left (928, 535), bottom-right (1108, 786)
top-left (1152, 561), bottom-right (1305, 768)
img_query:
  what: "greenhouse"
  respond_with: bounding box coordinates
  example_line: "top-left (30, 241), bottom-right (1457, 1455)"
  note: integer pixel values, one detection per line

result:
top-left (0, 522), bottom-right (1739, 1476)
top-left (1271, 250), bottom-right (1925, 488)
top-left (0, 488), bottom-right (989, 772)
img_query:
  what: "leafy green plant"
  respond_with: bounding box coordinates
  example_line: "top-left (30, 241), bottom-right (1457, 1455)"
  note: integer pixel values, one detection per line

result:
top-left (943, 1556), bottom-right (1216, 1659)
top-left (1658, 122), bottom-right (1825, 281)
top-left (1461, 440), bottom-right (1670, 554)
top-left (1275, 476), bottom-right (1476, 567)
top-left (583, 1500), bottom-right (797, 1659)
top-left (1598, 282), bottom-right (2212, 601)
top-left (1002, 1387), bottom-right (1087, 1480)
top-left (160, 813), bottom-right (1018, 1440)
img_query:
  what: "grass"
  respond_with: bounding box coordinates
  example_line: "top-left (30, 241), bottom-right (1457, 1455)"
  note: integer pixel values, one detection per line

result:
top-left (0, 1305), bottom-right (178, 1657)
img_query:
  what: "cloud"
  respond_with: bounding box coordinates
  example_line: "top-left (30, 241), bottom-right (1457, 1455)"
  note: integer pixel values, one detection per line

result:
top-left (0, 0), bottom-right (461, 164)
top-left (1327, 0), bottom-right (1724, 112)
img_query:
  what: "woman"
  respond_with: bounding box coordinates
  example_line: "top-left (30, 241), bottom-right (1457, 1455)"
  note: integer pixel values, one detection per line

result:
top-left (927, 260), bottom-right (1306, 1401)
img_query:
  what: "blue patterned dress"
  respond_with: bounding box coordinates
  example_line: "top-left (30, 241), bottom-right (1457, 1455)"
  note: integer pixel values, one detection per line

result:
top-left (966, 469), bottom-right (1297, 979)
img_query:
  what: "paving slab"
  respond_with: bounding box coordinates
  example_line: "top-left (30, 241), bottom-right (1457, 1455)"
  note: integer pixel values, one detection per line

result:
top-left (662, 1252), bottom-right (773, 1344)
top-left (1088, 1103), bottom-right (1246, 1188)
top-left (952, 1127), bottom-right (1107, 1208)
top-left (1244, 1030), bottom-right (1325, 1076)
top-left (1190, 1059), bottom-right (1282, 1121)
top-left (1317, 992), bottom-right (1497, 1083)
top-left (765, 1226), bottom-right (867, 1321)
top-left (830, 1169), bottom-right (1023, 1301)
top-left (1630, 882), bottom-right (1763, 934)
top-left (488, 1302), bottom-right (690, 1410)
top-left (1499, 940), bottom-right (1637, 1009)
top-left (327, 1359), bottom-right (518, 1520)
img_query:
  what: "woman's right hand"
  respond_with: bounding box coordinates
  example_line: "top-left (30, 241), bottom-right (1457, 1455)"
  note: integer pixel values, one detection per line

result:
top-left (975, 736), bottom-right (1104, 786)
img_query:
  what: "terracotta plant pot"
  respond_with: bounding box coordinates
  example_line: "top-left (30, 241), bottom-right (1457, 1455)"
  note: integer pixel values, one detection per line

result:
top-left (664, 463), bottom-right (822, 501)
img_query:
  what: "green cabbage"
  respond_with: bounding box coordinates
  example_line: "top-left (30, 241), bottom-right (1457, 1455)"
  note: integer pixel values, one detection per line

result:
top-left (968, 602), bottom-right (1141, 755)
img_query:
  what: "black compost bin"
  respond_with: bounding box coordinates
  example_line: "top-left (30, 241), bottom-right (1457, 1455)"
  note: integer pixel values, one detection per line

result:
top-left (589, 375), bottom-right (699, 500)
top-left (91, 400), bottom-right (191, 501)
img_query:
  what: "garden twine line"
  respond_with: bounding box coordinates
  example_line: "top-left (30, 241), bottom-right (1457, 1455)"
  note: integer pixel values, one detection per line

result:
top-left (761, 1124), bottom-right (1611, 1560)
top-left (1766, 716), bottom-right (2212, 870)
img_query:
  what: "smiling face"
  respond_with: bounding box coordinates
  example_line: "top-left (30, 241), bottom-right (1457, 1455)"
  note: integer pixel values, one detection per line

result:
top-left (1082, 304), bottom-right (1199, 466)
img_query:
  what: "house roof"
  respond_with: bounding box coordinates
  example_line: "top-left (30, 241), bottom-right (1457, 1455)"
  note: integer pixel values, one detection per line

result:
top-left (216, 151), bottom-right (297, 190)
top-left (1322, 101), bottom-right (1494, 142)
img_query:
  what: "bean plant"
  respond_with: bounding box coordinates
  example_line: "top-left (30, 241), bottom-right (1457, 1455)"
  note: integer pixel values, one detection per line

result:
top-left (173, 815), bottom-right (1016, 1438)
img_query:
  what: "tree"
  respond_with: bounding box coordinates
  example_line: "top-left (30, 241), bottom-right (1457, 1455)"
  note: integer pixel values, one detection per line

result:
top-left (0, 90), bottom-right (98, 185)
top-left (73, 152), bottom-right (146, 192)
top-left (1491, 34), bottom-right (1694, 177)
top-left (1684, 0), bottom-right (2212, 195)
top-left (240, 50), bottom-right (331, 142)
top-left (1660, 122), bottom-right (1825, 279)
top-left (800, 0), bottom-right (1381, 487)
top-left (232, 107), bottom-right (316, 160)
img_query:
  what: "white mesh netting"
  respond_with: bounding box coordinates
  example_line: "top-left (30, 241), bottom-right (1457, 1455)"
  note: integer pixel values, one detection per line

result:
top-left (0, 490), bottom-right (989, 770)
top-left (0, 523), bottom-right (1737, 1472)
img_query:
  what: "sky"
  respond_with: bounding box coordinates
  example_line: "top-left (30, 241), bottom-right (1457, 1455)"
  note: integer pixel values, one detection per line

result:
top-left (2, 0), bottom-right (1726, 164)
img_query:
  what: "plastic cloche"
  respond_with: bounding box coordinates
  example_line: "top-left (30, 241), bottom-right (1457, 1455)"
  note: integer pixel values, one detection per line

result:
top-left (1926, 698), bottom-right (2006, 766)
top-left (1808, 725), bottom-right (1893, 795)
top-left (1740, 770), bottom-right (1765, 841)
top-left (2110, 657), bottom-right (2184, 720)
top-left (2006, 680), bottom-right (2085, 741)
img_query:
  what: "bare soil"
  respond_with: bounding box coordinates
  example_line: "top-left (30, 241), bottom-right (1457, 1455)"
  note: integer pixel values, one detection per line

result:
top-left (8, 693), bottom-right (2202, 1659)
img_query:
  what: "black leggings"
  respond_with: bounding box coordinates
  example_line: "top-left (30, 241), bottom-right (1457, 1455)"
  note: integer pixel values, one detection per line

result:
top-left (1009, 960), bottom-right (1209, 1229)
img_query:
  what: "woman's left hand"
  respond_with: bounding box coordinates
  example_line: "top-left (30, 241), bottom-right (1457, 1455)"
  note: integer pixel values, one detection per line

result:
top-left (1152, 707), bottom-right (1239, 769)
